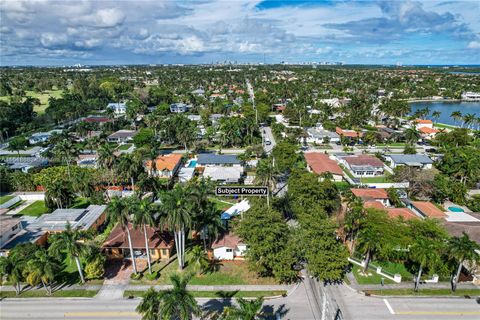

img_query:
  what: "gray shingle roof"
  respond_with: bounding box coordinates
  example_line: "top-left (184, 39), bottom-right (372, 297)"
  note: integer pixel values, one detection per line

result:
top-left (197, 154), bottom-right (241, 165)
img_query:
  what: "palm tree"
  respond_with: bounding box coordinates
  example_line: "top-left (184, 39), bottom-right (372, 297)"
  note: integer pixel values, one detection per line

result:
top-left (157, 273), bottom-right (201, 319)
top-left (133, 198), bottom-right (156, 274)
top-left (0, 256), bottom-right (24, 295)
top-left (158, 185), bottom-right (194, 270)
top-left (432, 111), bottom-right (441, 124)
top-left (48, 223), bottom-right (91, 284)
top-left (222, 297), bottom-right (264, 320)
top-left (54, 139), bottom-right (78, 177)
top-left (255, 156), bottom-right (277, 191)
top-left (98, 142), bottom-right (117, 185)
top-left (410, 238), bottom-right (442, 292)
top-left (404, 127), bottom-right (420, 145)
top-left (136, 287), bottom-right (160, 320)
top-left (25, 248), bottom-right (60, 295)
top-left (450, 111), bottom-right (462, 127)
top-left (117, 153), bottom-right (141, 191)
top-left (195, 203), bottom-right (224, 251)
top-left (188, 245), bottom-right (209, 274)
top-left (463, 113), bottom-right (476, 129)
top-left (447, 233), bottom-right (480, 291)
top-left (106, 197), bottom-right (138, 274)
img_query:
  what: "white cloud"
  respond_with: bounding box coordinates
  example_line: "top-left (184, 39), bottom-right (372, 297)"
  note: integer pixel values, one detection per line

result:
top-left (467, 41), bottom-right (480, 49)
top-left (70, 8), bottom-right (125, 28)
top-left (40, 32), bottom-right (68, 47)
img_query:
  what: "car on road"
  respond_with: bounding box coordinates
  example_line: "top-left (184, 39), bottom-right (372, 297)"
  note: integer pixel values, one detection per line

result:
top-left (265, 140), bottom-right (271, 145)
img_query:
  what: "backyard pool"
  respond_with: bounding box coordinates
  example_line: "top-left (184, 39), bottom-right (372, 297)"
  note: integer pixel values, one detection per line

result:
top-left (448, 206), bottom-right (465, 213)
top-left (188, 160), bottom-right (197, 168)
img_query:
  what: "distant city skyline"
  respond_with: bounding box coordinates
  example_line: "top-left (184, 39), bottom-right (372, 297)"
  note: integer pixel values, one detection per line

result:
top-left (1, 0), bottom-right (479, 66)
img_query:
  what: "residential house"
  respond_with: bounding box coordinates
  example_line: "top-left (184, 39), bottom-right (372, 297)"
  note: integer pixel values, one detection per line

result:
top-left (107, 130), bottom-right (137, 143)
top-left (407, 201), bottom-right (447, 219)
top-left (107, 102), bottom-right (127, 115)
top-left (28, 130), bottom-right (62, 144)
top-left (339, 154), bottom-right (384, 177)
top-left (306, 127), bottom-right (340, 144)
top-left (304, 152), bottom-right (344, 181)
top-left (351, 188), bottom-right (391, 207)
top-left (0, 215), bottom-right (23, 249)
top-left (211, 232), bottom-right (247, 260)
top-left (203, 166), bottom-right (243, 184)
top-left (77, 153), bottom-right (98, 168)
top-left (3, 157), bottom-right (49, 173)
top-left (418, 126), bottom-right (440, 140)
top-left (103, 223), bottom-right (174, 261)
top-left (82, 116), bottom-right (111, 125)
top-left (145, 154), bottom-right (183, 179)
top-left (191, 88), bottom-right (205, 97)
top-left (170, 103), bottom-right (191, 113)
top-left (197, 154), bottom-right (242, 167)
top-left (336, 127), bottom-right (363, 141)
top-left (385, 154), bottom-right (433, 170)
top-left (385, 208), bottom-right (419, 220)
top-left (414, 119), bottom-right (433, 129)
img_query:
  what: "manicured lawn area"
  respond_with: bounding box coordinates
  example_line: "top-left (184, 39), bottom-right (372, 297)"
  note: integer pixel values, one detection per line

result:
top-left (135, 257), bottom-right (277, 286)
top-left (209, 197), bottom-right (235, 211)
top-left (376, 261), bottom-right (413, 279)
top-left (124, 290), bottom-right (286, 298)
top-left (358, 175), bottom-right (393, 183)
top-left (71, 197), bottom-right (91, 209)
top-left (377, 143), bottom-right (407, 147)
top-left (0, 89), bottom-right (63, 114)
top-left (351, 265), bottom-right (395, 285)
top-left (365, 288), bottom-right (480, 296)
top-left (17, 200), bottom-right (50, 216)
top-left (0, 289), bottom-right (98, 299)
top-left (0, 195), bottom-right (14, 205)
top-left (434, 123), bottom-right (457, 129)
top-left (334, 181), bottom-right (351, 191)
top-left (118, 143), bottom-right (133, 150)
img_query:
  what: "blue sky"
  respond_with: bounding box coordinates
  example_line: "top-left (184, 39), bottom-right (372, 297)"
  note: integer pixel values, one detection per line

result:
top-left (1, 0), bottom-right (479, 66)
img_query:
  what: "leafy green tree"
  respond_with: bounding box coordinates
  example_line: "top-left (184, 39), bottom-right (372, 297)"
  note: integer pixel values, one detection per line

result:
top-left (133, 128), bottom-right (155, 148)
top-left (48, 223), bottom-right (92, 284)
top-left (272, 141), bottom-right (300, 173)
top-left (7, 136), bottom-right (28, 155)
top-left (447, 233), bottom-right (480, 291)
top-left (410, 238), bottom-right (442, 292)
top-left (136, 287), bottom-right (161, 320)
top-left (356, 209), bottom-right (397, 272)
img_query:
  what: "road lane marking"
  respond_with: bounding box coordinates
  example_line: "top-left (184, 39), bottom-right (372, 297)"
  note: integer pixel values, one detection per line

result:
top-left (65, 311), bottom-right (138, 317)
top-left (383, 299), bottom-right (395, 315)
top-left (396, 311), bottom-right (480, 315)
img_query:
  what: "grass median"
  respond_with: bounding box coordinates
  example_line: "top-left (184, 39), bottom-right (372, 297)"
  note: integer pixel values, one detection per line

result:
top-left (0, 289), bottom-right (98, 299)
top-left (124, 290), bottom-right (287, 299)
top-left (365, 288), bottom-right (480, 297)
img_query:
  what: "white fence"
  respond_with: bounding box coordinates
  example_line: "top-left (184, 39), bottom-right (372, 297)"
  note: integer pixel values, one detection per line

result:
top-left (360, 182), bottom-right (410, 189)
top-left (348, 257), bottom-right (402, 283)
top-left (0, 196), bottom-right (21, 209)
top-left (15, 192), bottom-right (45, 201)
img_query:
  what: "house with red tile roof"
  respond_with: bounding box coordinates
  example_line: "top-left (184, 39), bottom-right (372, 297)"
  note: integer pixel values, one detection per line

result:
top-left (363, 200), bottom-right (386, 209)
top-left (145, 154), bottom-right (183, 179)
top-left (304, 152), bottom-right (344, 181)
top-left (211, 232), bottom-right (246, 260)
top-left (408, 201), bottom-right (447, 219)
top-left (336, 127), bottom-right (363, 138)
top-left (385, 208), bottom-right (419, 220)
top-left (352, 188), bottom-right (390, 207)
top-left (102, 223), bottom-right (174, 261)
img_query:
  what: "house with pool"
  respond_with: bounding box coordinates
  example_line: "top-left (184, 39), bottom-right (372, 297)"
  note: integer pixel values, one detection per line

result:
top-left (144, 154), bottom-right (183, 179)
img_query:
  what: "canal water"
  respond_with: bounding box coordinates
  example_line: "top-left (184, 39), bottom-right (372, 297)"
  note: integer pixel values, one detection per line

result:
top-left (409, 101), bottom-right (480, 126)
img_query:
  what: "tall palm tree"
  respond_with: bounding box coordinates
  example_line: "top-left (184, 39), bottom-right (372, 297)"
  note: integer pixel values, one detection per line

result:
top-left (255, 156), bottom-right (277, 191)
top-left (98, 142), bottom-right (117, 185)
top-left (106, 197), bottom-right (138, 274)
top-left (410, 238), bottom-right (442, 292)
top-left (136, 287), bottom-right (160, 320)
top-left (133, 198), bottom-right (156, 274)
top-left (463, 113), bottom-right (476, 129)
top-left (53, 139), bottom-right (78, 177)
top-left (447, 233), bottom-right (480, 291)
top-left (157, 273), bottom-right (201, 320)
top-left (450, 111), bottom-right (462, 127)
top-left (25, 248), bottom-right (61, 295)
top-left (117, 153), bottom-right (141, 191)
top-left (222, 297), bottom-right (265, 320)
top-left (404, 127), bottom-right (420, 145)
top-left (0, 256), bottom-right (24, 295)
top-left (195, 203), bottom-right (224, 251)
top-left (48, 223), bottom-right (91, 284)
top-left (158, 185), bottom-right (194, 270)
top-left (432, 111), bottom-right (441, 124)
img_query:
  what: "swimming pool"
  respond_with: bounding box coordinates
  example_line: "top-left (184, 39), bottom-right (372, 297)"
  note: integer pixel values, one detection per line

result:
top-left (448, 206), bottom-right (465, 213)
top-left (188, 160), bottom-right (197, 168)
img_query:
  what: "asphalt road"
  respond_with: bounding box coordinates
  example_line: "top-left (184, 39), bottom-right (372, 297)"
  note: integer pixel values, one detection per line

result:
top-left (0, 281), bottom-right (317, 320)
top-left (327, 283), bottom-right (480, 320)
top-left (262, 126), bottom-right (276, 153)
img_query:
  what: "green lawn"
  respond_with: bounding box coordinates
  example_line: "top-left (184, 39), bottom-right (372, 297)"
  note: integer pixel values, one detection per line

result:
top-left (351, 265), bottom-right (395, 285)
top-left (376, 261), bottom-right (413, 279)
top-left (0, 195), bottom-right (14, 205)
top-left (434, 123), bottom-right (457, 129)
top-left (134, 257), bottom-right (277, 286)
top-left (124, 290), bottom-right (286, 298)
top-left (71, 197), bottom-right (91, 209)
top-left (0, 90), bottom-right (63, 114)
top-left (209, 197), bottom-right (235, 211)
top-left (358, 176), bottom-right (393, 183)
top-left (365, 288), bottom-right (480, 296)
top-left (0, 290), bottom-right (98, 299)
top-left (17, 200), bottom-right (50, 216)
top-left (118, 143), bottom-right (133, 150)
